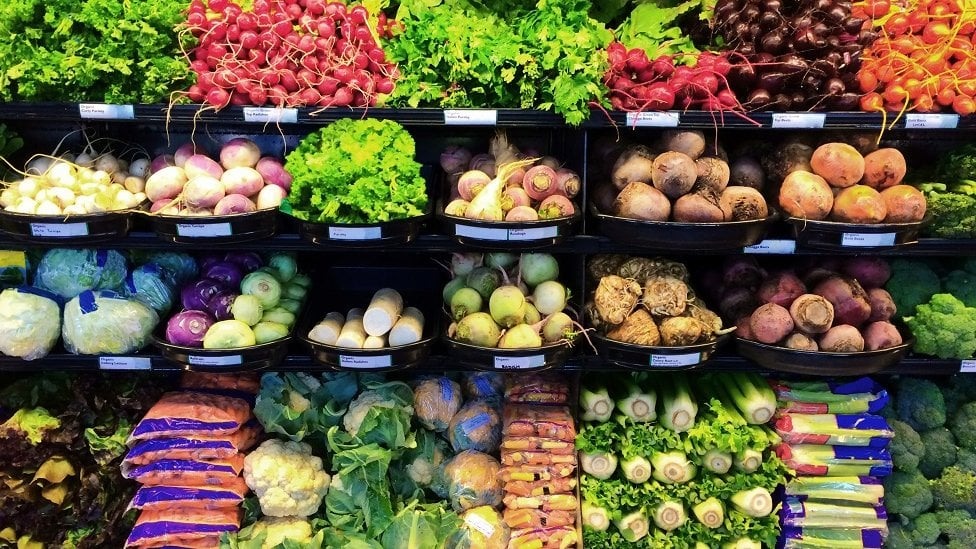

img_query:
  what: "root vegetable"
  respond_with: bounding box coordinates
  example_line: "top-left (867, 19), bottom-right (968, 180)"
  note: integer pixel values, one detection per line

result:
top-left (749, 303), bottom-right (794, 344)
top-left (695, 157), bottom-right (731, 193)
top-left (363, 335), bottom-right (387, 349)
top-left (501, 187), bottom-right (531, 212)
top-left (831, 185), bottom-right (887, 224)
top-left (308, 311), bottom-right (345, 346)
top-left (458, 170), bottom-right (491, 201)
top-left (880, 185), bottom-right (926, 223)
top-left (763, 141), bottom-right (813, 182)
top-left (441, 145), bottom-right (472, 175)
top-left (519, 254), bottom-right (559, 286)
top-left (784, 332), bottom-right (818, 351)
top-left (554, 168), bottom-right (581, 198)
top-left (498, 324), bottom-right (543, 349)
top-left (607, 308), bottom-right (661, 346)
top-left (257, 184), bottom-right (286, 210)
top-left (214, 194), bottom-right (257, 215)
top-left (220, 137), bottom-right (261, 169)
top-left (523, 303), bottom-right (542, 325)
top-left (174, 143), bottom-right (203, 168)
top-left (642, 276), bottom-right (688, 317)
top-left (184, 154), bottom-right (224, 180)
top-left (659, 130), bottom-right (706, 159)
top-left (789, 294), bottom-right (834, 334)
top-left (840, 257), bottom-right (891, 289)
top-left (336, 308), bottom-right (367, 349)
top-left (673, 192), bottom-right (724, 223)
top-left (538, 194), bottom-right (576, 219)
top-left (592, 183), bottom-right (618, 213)
top-left (779, 170), bottom-right (833, 220)
top-left (722, 257), bottom-right (766, 289)
top-left (595, 275), bottom-right (642, 326)
top-left (542, 311), bottom-right (574, 344)
top-left (651, 152), bottom-right (698, 199)
top-left (363, 288), bottom-right (404, 337)
top-left (506, 167), bottom-right (527, 188)
top-left (533, 280), bottom-right (568, 315)
top-left (506, 206), bottom-right (539, 221)
top-left (489, 286), bottom-right (526, 328)
top-left (720, 186), bottom-right (768, 221)
top-left (659, 317), bottom-right (706, 346)
top-left (184, 175), bottom-right (225, 209)
top-left (455, 312), bottom-right (502, 347)
top-left (867, 288), bottom-right (896, 322)
top-left (813, 276), bottom-right (871, 327)
top-left (861, 148), bottom-right (906, 189)
top-left (729, 156), bottom-right (765, 190)
top-left (389, 307), bottom-right (425, 346)
top-left (255, 157), bottom-right (292, 191)
top-left (818, 324), bottom-right (864, 352)
top-left (522, 165), bottom-right (558, 201)
top-left (538, 156), bottom-right (561, 170)
top-left (734, 316), bottom-right (754, 339)
top-left (613, 182), bottom-right (670, 221)
top-left (587, 255), bottom-right (629, 281)
top-left (611, 145), bottom-right (655, 190)
top-left (451, 287), bottom-right (483, 321)
top-left (721, 287), bottom-right (758, 322)
top-left (145, 166), bottom-right (188, 202)
top-left (811, 143), bottom-right (865, 188)
top-left (758, 272), bottom-right (806, 308)
top-left (863, 321), bottom-right (902, 350)
top-left (445, 199), bottom-right (470, 217)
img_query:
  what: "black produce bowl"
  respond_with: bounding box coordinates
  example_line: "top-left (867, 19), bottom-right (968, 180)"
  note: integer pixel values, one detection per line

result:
top-left (592, 332), bottom-right (731, 370)
top-left (147, 208), bottom-right (278, 244)
top-left (784, 216), bottom-right (928, 251)
top-left (0, 208), bottom-right (134, 243)
top-left (735, 335), bottom-right (915, 376)
top-left (293, 212), bottom-right (430, 247)
top-left (437, 203), bottom-right (581, 250)
top-left (151, 331), bottom-right (289, 372)
top-left (301, 330), bottom-right (435, 371)
top-left (590, 206), bottom-right (778, 252)
top-left (443, 336), bottom-right (572, 372)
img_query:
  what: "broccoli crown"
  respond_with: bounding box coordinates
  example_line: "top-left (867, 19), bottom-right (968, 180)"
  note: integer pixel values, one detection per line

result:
top-left (936, 144), bottom-right (976, 183)
top-left (887, 260), bottom-right (942, 316)
top-left (933, 510), bottom-right (976, 549)
top-left (920, 428), bottom-right (958, 479)
top-left (950, 402), bottom-right (976, 451)
top-left (931, 467), bottom-right (976, 515)
top-left (885, 523), bottom-right (916, 549)
top-left (897, 377), bottom-right (948, 432)
top-left (889, 419), bottom-right (925, 472)
top-left (910, 513), bottom-right (943, 546)
top-left (885, 469), bottom-right (935, 520)
top-left (906, 294), bottom-right (976, 360)
top-left (943, 376), bottom-right (976, 417)
top-left (956, 449), bottom-right (976, 474)
top-left (944, 271), bottom-right (976, 308)
top-left (922, 191), bottom-right (976, 239)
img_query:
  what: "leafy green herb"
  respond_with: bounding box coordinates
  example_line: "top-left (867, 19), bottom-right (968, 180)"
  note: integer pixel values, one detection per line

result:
top-left (615, 1), bottom-right (703, 64)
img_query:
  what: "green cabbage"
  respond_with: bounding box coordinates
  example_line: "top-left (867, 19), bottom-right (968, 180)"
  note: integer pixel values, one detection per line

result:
top-left (0, 287), bottom-right (61, 360)
top-left (35, 249), bottom-right (128, 299)
top-left (122, 263), bottom-right (174, 313)
top-left (131, 251), bottom-right (198, 285)
top-left (62, 291), bottom-right (158, 354)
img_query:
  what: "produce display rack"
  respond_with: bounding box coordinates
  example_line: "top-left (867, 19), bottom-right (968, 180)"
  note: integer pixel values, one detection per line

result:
top-left (0, 102), bottom-right (973, 376)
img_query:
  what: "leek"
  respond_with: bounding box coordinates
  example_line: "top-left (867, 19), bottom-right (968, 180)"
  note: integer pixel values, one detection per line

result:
top-left (651, 451), bottom-right (696, 484)
top-left (652, 500), bottom-right (687, 532)
top-left (692, 497), bottom-right (725, 529)
top-left (580, 383), bottom-right (614, 423)
top-left (734, 448), bottom-right (763, 473)
top-left (702, 448), bottom-right (733, 474)
top-left (581, 502), bottom-right (610, 532)
top-left (730, 487), bottom-right (773, 518)
top-left (722, 539), bottom-right (761, 549)
top-left (723, 372), bottom-right (777, 424)
top-left (620, 455), bottom-right (652, 484)
top-left (610, 375), bottom-right (656, 423)
top-left (581, 451), bottom-right (618, 480)
top-left (614, 509), bottom-right (650, 542)
top-left (658, 373), bottom-right (698, 433)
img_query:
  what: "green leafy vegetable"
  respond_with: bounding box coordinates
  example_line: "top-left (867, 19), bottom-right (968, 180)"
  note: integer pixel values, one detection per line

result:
top-left (615, 1), bottom-right (702, 63)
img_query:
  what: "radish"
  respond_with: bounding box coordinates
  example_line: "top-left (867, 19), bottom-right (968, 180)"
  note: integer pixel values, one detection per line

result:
top-left (388, 307), bottom-right (424, 346)
top-left (363, 288), bottom-right (404, 337)
top-left (336, 308), bottom-right (366, 349)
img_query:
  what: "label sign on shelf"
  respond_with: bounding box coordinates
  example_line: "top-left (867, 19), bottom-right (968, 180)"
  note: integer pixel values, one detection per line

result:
top-left (99, 356), bottom-right (152, 370)
top-left (508, 226), bottom-right (558, 240)
top-left (625, 112), bottom-right (680, 127)
top-left (176, 223), bottom-right (233, 238)
top-left (841, 232), bottom-right (896, 247)
top-left (743, 239), bottom-right (796, 254)
top-left (187, 354), bottom-right (243, 366)
top-left (650, 353), bottom-right (702, 368)
top-left (961, 360), bottom-right (976, 373)
top-left (455, 224), bottom-right (509, 240)
top-left (79, 103), bottom-right (135, 120)
top-left (771, 113), bottom-right (826, 129)
top-left (328, 226), bottom-right (383, 240)
top-left (243, 107), bottom-right (298, 123)
top-left (339, 355), bottom-right (393, 369)
top-left (444, 109), bottom-right (498, 126)
top-left (493, 355), bottom-right (546, 370)
top-left (29, 222), bottom-right (89, 238)
top-left (905, 113), bottom-right (960, 129)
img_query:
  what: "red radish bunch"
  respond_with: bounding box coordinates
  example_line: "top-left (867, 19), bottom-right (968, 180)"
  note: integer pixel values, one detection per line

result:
top-left (183, 0), bottom-right (399, 109)
top-left (605, 44), bottom-right (747, 117)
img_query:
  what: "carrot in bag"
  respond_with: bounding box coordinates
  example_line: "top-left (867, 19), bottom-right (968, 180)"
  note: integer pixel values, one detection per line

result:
top-left (124, 421), bottom-right (262, 466)
top-left (129, 485), bottom-right (247, 513)
top-left (130, 391), bottom-right (253, 443)
top-left (122, 455), bottom-right (246, 488)
top-left (125, 508), bottom-right (240, 548)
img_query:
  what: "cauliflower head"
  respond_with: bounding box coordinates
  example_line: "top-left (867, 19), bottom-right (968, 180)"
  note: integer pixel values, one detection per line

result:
top-left (251, 516), bottom-right (313, 548)
top-left (244, 439), bottom-right (331, 517)
top-left (343, 386), bottom-right (413, 437)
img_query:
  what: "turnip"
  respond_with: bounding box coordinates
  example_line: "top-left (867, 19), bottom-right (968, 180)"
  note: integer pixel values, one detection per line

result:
top-left (220, 137), bottom-right (262, 169)
top-left (150, 199), bottom-right (174, 213)
top-left (450, 287), bottom-right (483, 321)
top-left (145, 166), bottom-right (188, 202)
top-left (457, 170), bottom-right (491, 201)
top-left (124, 176), bottom-right (146, 194)
top-left (489, 285), bottom-right (526, 328)
top-left (184, 154), bottom-right (224, 180)
top-left (214, 194), bottom-right (257, 215)
top-left (505, 206), bottom-right (539, 221)
top-left (255, 157), bottom-right (292, 191)
top-left (129, 158), bottom-right (150, 179)
top-left (455, 312), bottom-right (502, 347)
top-left (174, 143), bottom-right (204, 167)
top-left (498, 323), bottom-right (543, 349)
top-left (221, 166), bottom-right (264, 196)
top-left (256, 183), bottom-right (286, 209)
top-left (533, 280), bottom-right (567, 315)
top-left (519, 254), bottom-right (559, 287)
top-left (184, 175), bottom-right (226, 209)
top-left (150, 154), bottom-right (176, 174)
top-left (538, 195), bottom-right (575, 219)
top-left (94, 153), bottom-right (120, 174)
top-left (36, 201), bottom-right (61, 215)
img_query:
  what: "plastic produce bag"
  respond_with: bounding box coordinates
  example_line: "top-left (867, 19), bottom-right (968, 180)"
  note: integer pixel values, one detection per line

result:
top-left (448, 400), bottom-right (502, 453)
top-left (121, 455), bottom-right (245, 488)
top-left (779, 527), bottom-right (885, 549)
top-left (462, 372), bottom-right (505, 402)
top-left (413, 377), bottom-right (462, 432)
top-left (123, 263), bottom-right (175, 313)
top-left (132, 251), bottom-right (198, 285)
top-left (775, 444), bottom-right (892, 477)
top-left (784, 476), bottom-right (884, 505)
top-left (62, 290), bottom-right (158, 354)
top-left (0, 286), bottom-right (61, 360)
top-left (448, 506), bottom-right (510, 549)
top-left (125, 507), bottom-right (240, 548)
top-left (128, 485), bottom-right (246, 513)
top-left (780, 497), bottom-right (888, 530)
top-left (35, 248), bottom-right (127, 299)
top-left (771, 378), bottom-right (889, 414)
top-left (130, 391), bottom-right (253, 442)
top-left (774, 414), bottom-right (894, 447)
top-left (439, 450), bottom-right (503, 512)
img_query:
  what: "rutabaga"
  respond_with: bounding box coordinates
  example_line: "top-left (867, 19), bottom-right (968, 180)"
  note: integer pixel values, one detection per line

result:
top-left (620, 455), bottom-right (652, 484)
top-left (388, 307), bottom-right (425, 346)
top-left (336, 308), bottom-right (367, 349)
top-left (652, 501), bottom-right (687, 532)
top-left (613, 510), bottom-right (649, 542)
top-left (307, 312), bottom-right (345, 345)
top-left (362, 288), bottom-right (404, 337)
top-left (651, 451), bottom-right (697, 484)
top-left (730, 487), bottom-right (773, 518)
top-left (692, 497), bottom-right (725, 529)
top-left (580, 452), bottom-right (618, 480)
top-left (581, 502), bottom-right (610, 532)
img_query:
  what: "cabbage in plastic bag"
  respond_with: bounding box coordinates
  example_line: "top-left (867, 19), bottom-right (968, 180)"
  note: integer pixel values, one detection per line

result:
top-left (36, 249), bottom-right (128, 299)
top-left (414, 377), bottom-right (462, 432)
top-left (62, 290), bottom-right (158, 354)
top-left (131, 251), bottom-right (198, 286)
top-left (448, 400), bottom-right (501, 453)
top-left (439, 450), bottom-right (503, 512)
top-left (123, 263), bottom-right (175, 313)
top-left (0, 287), bottom-right (61, 360)
top-left (448, 506), bottom-right (510, 549)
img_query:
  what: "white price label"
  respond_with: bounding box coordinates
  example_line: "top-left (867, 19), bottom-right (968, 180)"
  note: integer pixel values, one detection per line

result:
top-left (841, 232), bottom-right (896, 247)
top-left (961, 360), bottom-right (976, 373)
top-left (508, 226), bottom-right (558, 240)
top-left (339, 355), bottom-right (393, 369)
top-left (625, 111), bottom-right (680, 127)
top-left (29, 222), bottom-right (89, 237)
top-left (176, 223), bottom-right (233, 237)
top-left (905, 113), bottom-right (959, 129)
top-left (187, 354), bottom-right (243, 366)
top-left (444, 109), bottom-right (498, 125)
top-left (99, 356), bottom-right (151, 370)
top-left (79, 103), bottom-right (135, 119)
top-left (771, 113), bottom-right (826, 128)
top-left (455, 224), bottom-right (508, 240)
top-left (493, 355), bottom-right (545, 370)
top-left (328, 226), bottom-right (382, 240)
top-left (243, 107), bottom-right (298, 123)
top-left (743, 239), bottom-right (796, 254)
top-left (650, 353), bottom-right (702, 368)
top-left (464, 514), bottom-right (497, 538)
